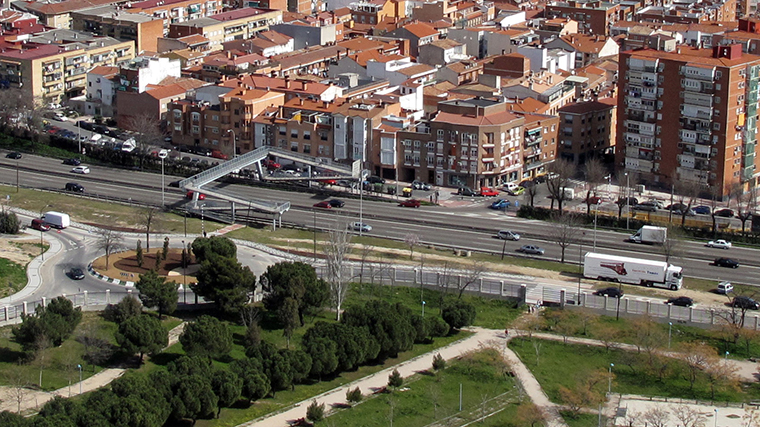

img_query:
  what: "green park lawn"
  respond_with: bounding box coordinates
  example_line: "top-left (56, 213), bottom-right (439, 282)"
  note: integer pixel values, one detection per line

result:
top-left (325, 348), bottom-right (517, 427)
top-left (509, 337), bottom-right (760, 404)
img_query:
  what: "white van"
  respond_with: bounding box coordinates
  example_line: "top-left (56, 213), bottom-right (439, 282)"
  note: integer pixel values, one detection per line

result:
top-left (502, 182), bottom-right (519, 192)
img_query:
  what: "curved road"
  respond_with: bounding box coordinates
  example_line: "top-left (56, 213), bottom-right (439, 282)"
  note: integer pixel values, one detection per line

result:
top-left (2, 152), bottom-right (759, 286)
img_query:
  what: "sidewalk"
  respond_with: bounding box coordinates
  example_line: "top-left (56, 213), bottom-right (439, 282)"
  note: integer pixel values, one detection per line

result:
top-left (0, 322), bottom-right (186, 415)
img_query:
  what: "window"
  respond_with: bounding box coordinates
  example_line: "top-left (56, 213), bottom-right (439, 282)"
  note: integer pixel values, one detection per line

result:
top-left (426, 141), bottom-right (435, 150)
top-left (291, 129), bottom-right (298, 138)
top-left (211, 127), bottom-right (219, 134)
top-left (304, 131), bottom-right (311, 140)
top-left (279, 126), bottom-right (286, 135)
top-left (414, 140), bottom-right (421, 148)
top-left (212, 115), bottom-right (219, 121)
top-left (173, 109), bottom-right (182, 119)
top-left (291, 141), bottom-right (298, 151)
top-left (192, 125), bottom-right (199, 134)
top-left (174, 124), bottom-right (181, 131)
top-left (437, 129), bottom-right (444, 141)
top-left (319, 131), bottom-right (328, 141)
top-left (303, 144), bottom-right (311, 154)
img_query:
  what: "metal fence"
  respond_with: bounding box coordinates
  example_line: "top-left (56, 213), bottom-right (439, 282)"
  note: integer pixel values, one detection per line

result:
top-left (0, 289), bottom-right (211, 327)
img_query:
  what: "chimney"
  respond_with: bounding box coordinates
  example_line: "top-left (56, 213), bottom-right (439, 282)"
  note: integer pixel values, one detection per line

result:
top-left (303, 82), bottom-right (308, 90)
top-left (299, 97), bottom-right (304, 105)
top-left (323, 100), bottom-right (328, 108)
top-left (285, 78), bottom-right (291, 89)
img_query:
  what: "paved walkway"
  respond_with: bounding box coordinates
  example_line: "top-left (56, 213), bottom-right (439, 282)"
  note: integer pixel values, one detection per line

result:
top-left (0, 321), bottom-right (186, 415)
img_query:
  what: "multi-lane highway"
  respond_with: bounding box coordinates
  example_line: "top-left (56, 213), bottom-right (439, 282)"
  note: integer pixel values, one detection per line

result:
top-left (2, 152), bottom-right (759, 286)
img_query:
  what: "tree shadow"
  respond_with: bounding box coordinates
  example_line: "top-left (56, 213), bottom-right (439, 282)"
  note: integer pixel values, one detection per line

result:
top-left (149, 352), bottom-right (182, 367)
top-left (0, 346), bottom-right (25, 364)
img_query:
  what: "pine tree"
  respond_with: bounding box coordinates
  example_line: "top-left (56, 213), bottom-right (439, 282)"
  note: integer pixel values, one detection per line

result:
top-left (136, 240), bottom-right (143, 268)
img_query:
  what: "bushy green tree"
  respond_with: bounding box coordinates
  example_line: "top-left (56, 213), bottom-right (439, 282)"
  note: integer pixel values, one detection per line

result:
top-left (302, 336), bottom-right (338, 380)
top-left (211, 368), bottom-right (242, 417)
top-left (192, 236), bottom-right (236, 263)
top-left (115, 314), bottom-right (167, 363)
top-left (135, 270), bottom-right (178, 319)
top-left (262, 261), bottom-right (328, 326)
top-left (179, 315), bottom-right (232, 361)
top-left (230, 358), bottom-right (271, 403)
top-left (12, 296), bottom-right (82, 351)
top-left (432, 353), bottom-right (446, 371)
top-left (342, 301), bottom-right (416, 361)
top-left (426, 316), bottom-right (451, 338)
top-left (135, 240), bottom-right (143, 268)
top-left (346, 387), bottom-right (362, 404)
top-left (442, 300), bottom-right (476, 330)
top-left (103, 295), bottom-right (142, 324)
top-left (169, 374), bottom-right (218, 424)
top-left (0, 410), bottom-right (30, 427)
top-left (0, 210), bottom-right (20, 234)
top-left (192, 255), bottom-right (256, 314)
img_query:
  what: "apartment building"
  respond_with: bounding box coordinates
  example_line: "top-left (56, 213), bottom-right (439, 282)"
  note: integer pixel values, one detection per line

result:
top-left (124, 0), bottom-right (222, 31)
top-left (14, 0), bottom-right (121, 29)
top-left (84, 65), bottom-right (119, 117)
top-left (516, 113), bottom-right (559, 181)
top-left (0, 29), bottom-right (134, 103)
top-left (558, 98), bottom-right (617, 164)
top-left (616, 44), bottom-right (760, 196)
top-left (71, 6), bottom-right (164, 52)
top-left (168, 8), bottom-right (284, 50)
top-left (381, 98), bottom-right (525, 187)
top-left (545, 0), bottom-right (620, 36)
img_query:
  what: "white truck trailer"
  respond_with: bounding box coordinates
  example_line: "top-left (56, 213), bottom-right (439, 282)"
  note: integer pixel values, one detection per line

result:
top-left (583, 252), bottom-right (683, 290)
top-left (41, 211), bottom-right (70, 229)
top-left (629, 226), bottom-right (667, 244)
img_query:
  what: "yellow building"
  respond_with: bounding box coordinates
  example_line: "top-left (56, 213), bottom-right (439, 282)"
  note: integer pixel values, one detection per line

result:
top-left (0, 30), bottom-right (134, 103)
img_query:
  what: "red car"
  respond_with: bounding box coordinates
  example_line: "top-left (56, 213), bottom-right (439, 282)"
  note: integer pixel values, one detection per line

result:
top-left (479, 187), bottom-right (500, 197)
top-left (211, 150), bottom-right (229, 160)
top-left (399, 199), bottom-right (421, 208)
top-left (186, 191), bottom-right (206, 200)
top-left (320, 179), bottom-right (337, 185)
top-left (313, 201), bottom-right (332, 209)
top-left (263, 159), bottom-right (280, 170)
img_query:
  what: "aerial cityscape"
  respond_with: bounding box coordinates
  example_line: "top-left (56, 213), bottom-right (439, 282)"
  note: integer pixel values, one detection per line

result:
top-left (1, 0), bottom-right (760, 425)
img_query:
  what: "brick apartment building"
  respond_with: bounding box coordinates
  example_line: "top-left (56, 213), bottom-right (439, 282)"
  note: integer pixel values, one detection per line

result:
top-left (558, 98), bottom-right (617, 164)
top-left (380, 98), bottom-right (525, 188)
top-left (545, 0), bottom-right (620, 36)
top-left (616, 44), bottom-right (760, 196)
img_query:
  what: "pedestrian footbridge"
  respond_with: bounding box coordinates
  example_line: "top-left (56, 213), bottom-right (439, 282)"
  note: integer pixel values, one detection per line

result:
top-left (178, 146), bottom-right (361, 229)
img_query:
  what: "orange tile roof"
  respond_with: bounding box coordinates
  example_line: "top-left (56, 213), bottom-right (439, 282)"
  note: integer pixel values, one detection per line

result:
top-left (559, 98), bottom-right (617, 114)
top-left (401, 21), bottom-right (438, 38)
top-left (506, 97), bottom-right (550, 114)
top-left (560, 34), bottom-right (609, 53)
top-left (89, 65), bottom-right (119, 76)
top-left (627, 46), bottom-right (760, 67)
top-left (432, 110), bottom-right (521, 126)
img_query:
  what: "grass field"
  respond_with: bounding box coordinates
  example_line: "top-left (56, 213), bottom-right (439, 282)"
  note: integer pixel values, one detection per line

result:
top-left (509, 337), bottom-right (759, 404)
top-left (0, 258), bottom-right (28, 299)
top-left (325, 348), bottom-right (517, 427)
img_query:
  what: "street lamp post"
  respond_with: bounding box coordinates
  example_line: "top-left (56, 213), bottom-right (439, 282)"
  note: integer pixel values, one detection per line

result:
top-left (182, 240), bottom-right (187, 304)
top-left (422, 300), bottom-right (426, 317)
top-left (226, 129), bottom-right (236, 159)
top-left (593, 202), bottom-right (599, 251)
top-left (608, 363), bottom-right (614, 394)
top-left (77, 364), bottom-right (82, 395)
top-left (158, 150), bottom-right (167, 207)
top-left (668, 322), bottom-right (673, 348)
top-left (725, 351), bottom-right (729, 360)
top-left (359, 171), bottom-right (368, 237)
top-left (625, 172), bottom-right (631, 230)
top-left (578, 236), bottom-right (583, 305)
top-left (201, 204), bottom-right (206, 237)
top-left (39, 204), bottom-right (52, 260)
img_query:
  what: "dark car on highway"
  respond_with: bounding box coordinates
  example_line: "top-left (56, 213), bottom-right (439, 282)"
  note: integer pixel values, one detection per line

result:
top-left (62, 158), bottom-right (81, 166)
top-left (714, 257), bottom-right (739, 268)
top-left (65, 182), bottom-right (84, 192)
top-left (328, 199), bottom-right (345, 208)
top-left (6, 152), bottom-right (21, 159)
top-left (693, 205), bottom-right (712, 215)
top-left (666, 296), bottom-right (694, 307)
top-left (714, 208), bottom-right (735, 218)
top-left (594, 287), bottom-right (624, 298)
top-left (732, 296), bottom-right (760, 310)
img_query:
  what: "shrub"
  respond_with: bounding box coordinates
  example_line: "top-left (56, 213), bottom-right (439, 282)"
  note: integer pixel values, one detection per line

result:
top-left (388, 369), bottom-right (403, 388)
top-left (432, 353), bottom-right (446, 371)
top-left (426, 316), bottom-right (450, 337)
top-left (442, 300), bottom-right (476, 330)
top-left (103, 295), bottom-right (142, 324)
top-left (346, 387), bottom-right (362, 404)
top-left (306, 400), bottom-right (325, 423)
top-left (0, 210), bottom-right (20, 234)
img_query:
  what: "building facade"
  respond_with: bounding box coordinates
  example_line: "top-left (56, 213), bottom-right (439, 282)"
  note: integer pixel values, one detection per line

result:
top-left (616, 45), bottom-right (760, 195)
top-left (558, 98), bottom-right (617, 164)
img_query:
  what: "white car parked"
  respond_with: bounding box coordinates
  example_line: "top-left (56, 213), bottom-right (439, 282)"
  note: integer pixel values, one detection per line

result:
top-left (707, 239), bottom-right (732, 249)
top-left (348, 222), bottom-right (372, 233)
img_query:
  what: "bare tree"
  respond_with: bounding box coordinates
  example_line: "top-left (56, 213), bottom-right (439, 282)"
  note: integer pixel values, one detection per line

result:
top-left (95, 229), bottom-right (125, 269)
top-left (737, 186), bottom-right (757, 236)
top-left (660, 224), bottom-right (685, 264)
top-left (621, 409), bottom-right (642, 427)
top-left (436, 262), bottom-right (456, 311)
top-left (140, 207), bottom-right (160, 253)
top-left (583, 157), bottom-right (607, 216)
top-left (548, 213), bottom-right (581, 263)
top-left (679, 341), bottom-right (715, 390)
top-left (456, 260), bottom-right (486, 299)
top-left (545, 158), bottom-right (576, 214)
top-left (641, 406), bottom-right (671, 427)
top-left (515, 401), bottom-right (548, 427)
top-left (716, 285), bottom-right (759, 342)
top-left (34, 334), bottom-right (51, 388)
top-left (125, 111), bottom-right (163, 170)
top-left (743, 408), bottom-right (760, 427)
top-left (404, 233), bottom-right (419, 260)
top-left (358, 244), bottom-right (374, 285)
top-left (708, 185), bottom-right (722, 236)
top-left (671, 404), bottom-right (705, 427)
top-left (7, 366), bottom-right (29, 414)
top-left (324, 226), bottom-right (351, 321)
top-left (705, 359), bottom-right (740, 400)
top-left (428, 384), bottom-right (441, 419)
top-left (674, 179), bottom-right (701, 226)
top-left (77, 326), bottom-right (113, 370)
top-left (525, 182), bottom-right (539, 207)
